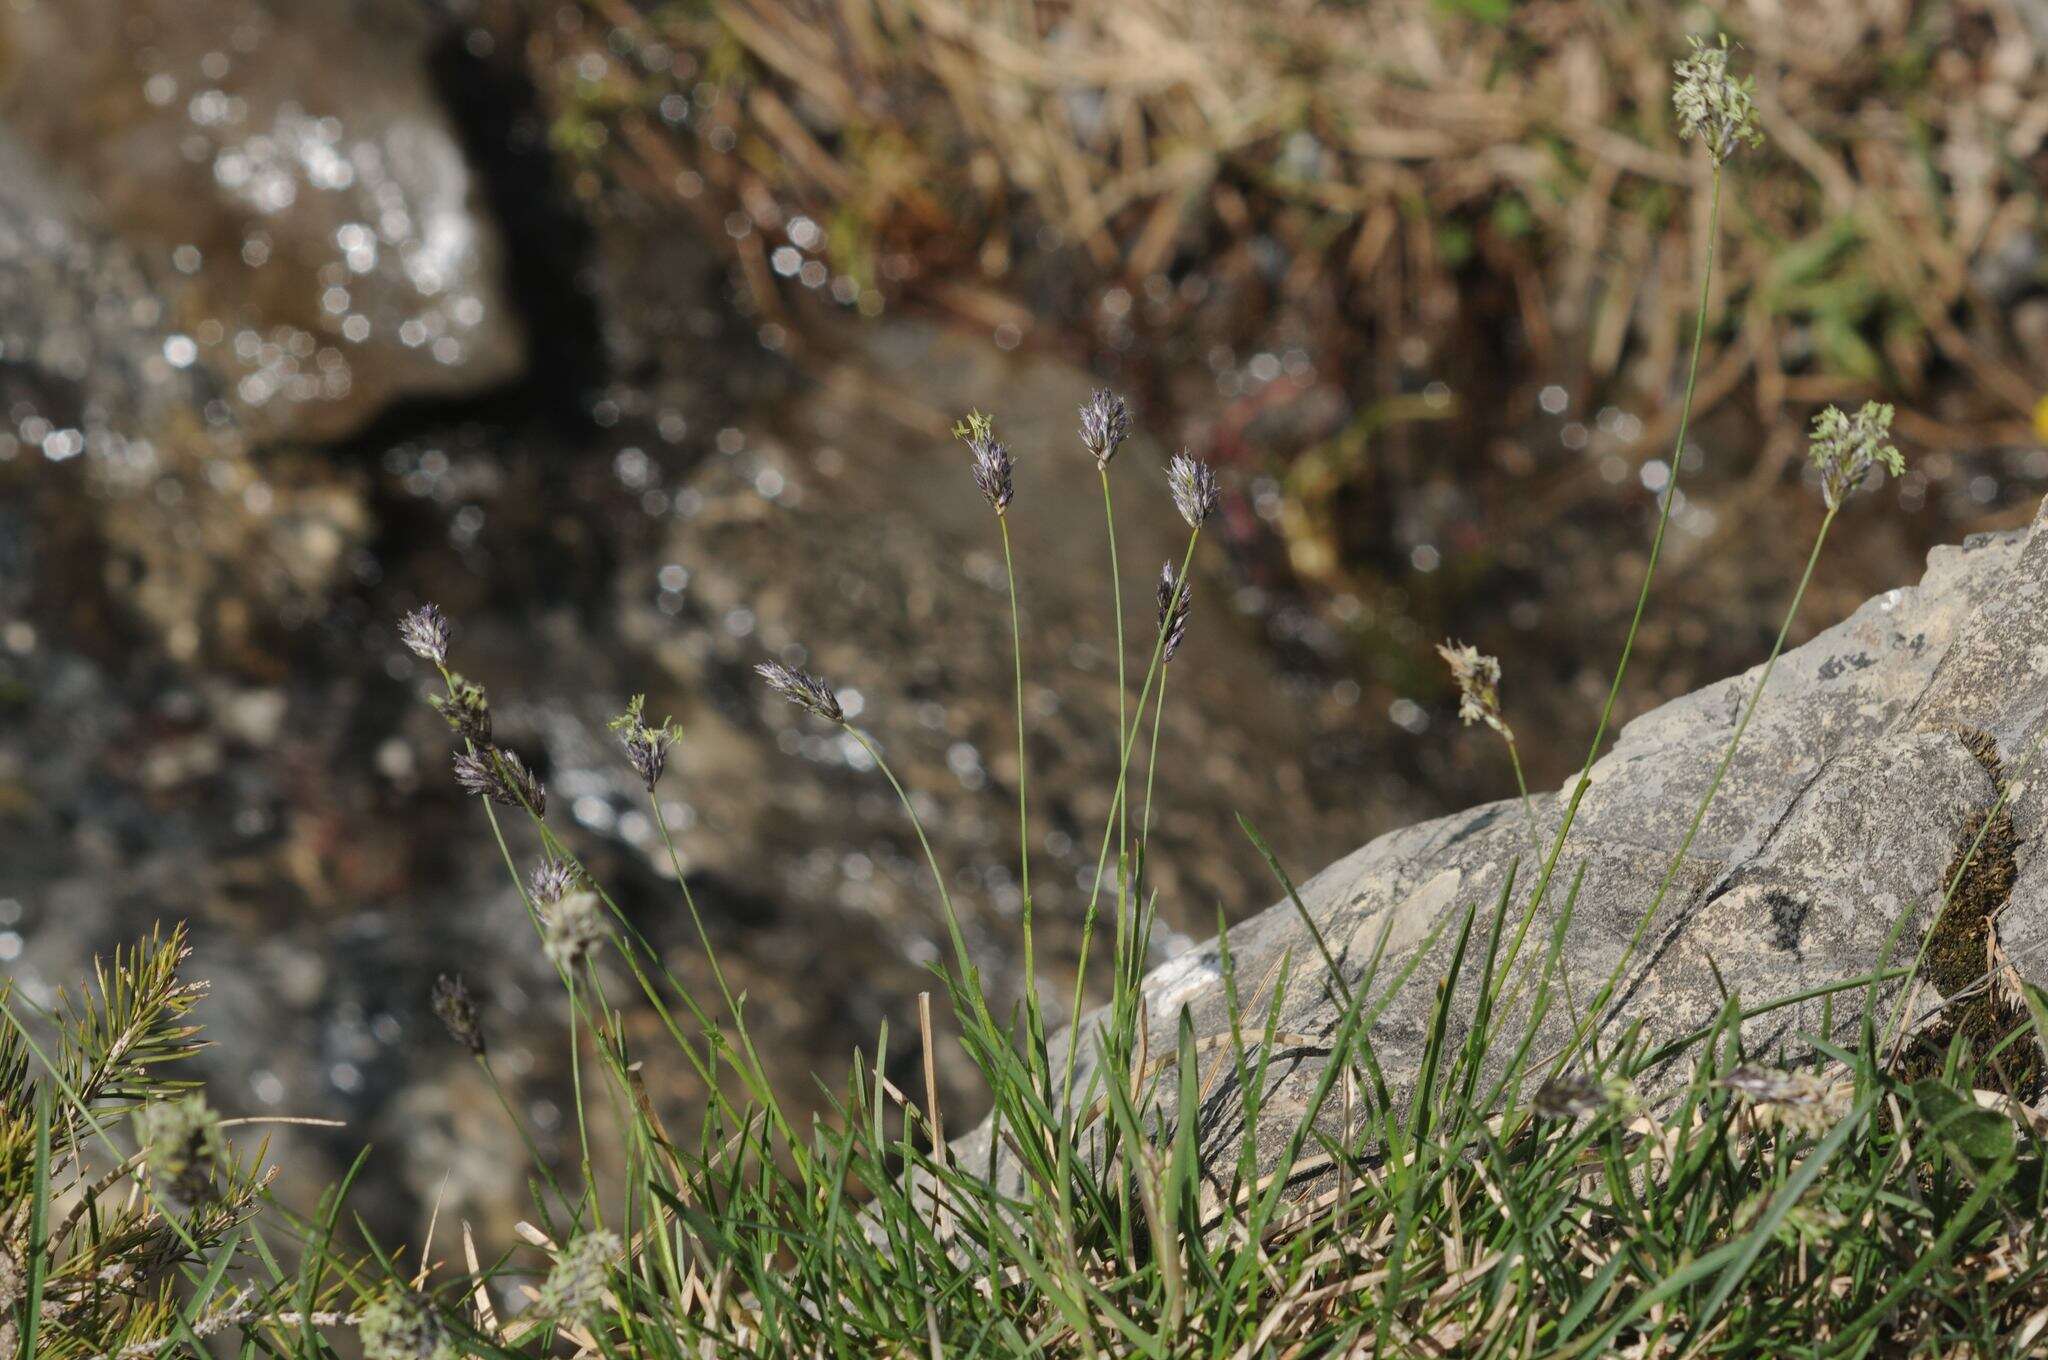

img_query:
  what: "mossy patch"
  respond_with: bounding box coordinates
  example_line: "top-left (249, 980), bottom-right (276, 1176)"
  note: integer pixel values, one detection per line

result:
top-left (1897, 728), bottom-right (2039, 1099)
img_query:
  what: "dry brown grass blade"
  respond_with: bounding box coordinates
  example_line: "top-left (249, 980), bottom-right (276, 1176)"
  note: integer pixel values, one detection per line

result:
top-left (462, 1221), bottom-right (501, 1340)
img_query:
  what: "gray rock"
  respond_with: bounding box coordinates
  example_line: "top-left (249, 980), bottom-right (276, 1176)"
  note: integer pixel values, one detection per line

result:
top-left (1027, 500), bottom-right (2048, 1175)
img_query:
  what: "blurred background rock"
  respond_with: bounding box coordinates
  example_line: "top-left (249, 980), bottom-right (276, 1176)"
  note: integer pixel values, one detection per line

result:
top-left (7, 0), bottom-right (2048, 1250)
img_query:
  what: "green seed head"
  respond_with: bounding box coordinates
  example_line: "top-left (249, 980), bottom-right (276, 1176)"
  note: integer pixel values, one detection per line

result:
top-left (1673, 35), bottom-right (1763, 164)
top-left (1808, 401), bottom-right (1902, 509)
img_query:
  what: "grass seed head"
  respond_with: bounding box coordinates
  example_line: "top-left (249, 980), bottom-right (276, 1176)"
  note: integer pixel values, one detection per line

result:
top-left (1721, 1065), bottom-right (1849, 1138)
top-left (1078, 388), bottom-right (1132, 468)
top-left (397, 603), bottom-right (450, 666)
top-left (452, 746), bottom-right (547, 816)
top-left (1167, 450), bottom-right (1220, 529)
top-left (1437, 640), bottom-right (1513, 741)
top-left (1533, 1071), bottom-right (1634, 1120)
top-left (1156, 561), bottom-right (1193, 664)
top-left (358, 1289), bottom-right (459, 1360)
top-left (544, 890), bottom-right (607, 968)
top-left (431, 973), bottom-right (485, 1057)
top-left (534, 1230), bottom-right (622, 1322)
top-left (755, 659), bottom-right (844, 722)
top-left (1673, 34), bottom-right (1763, 164)
top-left (429, 674), bottom-right (492, 746)
top-left (530, 857), bottom-right (581, 906)
top-left (1808, 400), bottom-right (1902, 509)
top-left (954, 409), bottom-right (1014, 513)
top-left (608, 693), bottom-right (681, 792)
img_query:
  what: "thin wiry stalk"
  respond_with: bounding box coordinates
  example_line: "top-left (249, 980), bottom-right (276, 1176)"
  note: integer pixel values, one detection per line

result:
top-left (1504, 734), bottom-right (1538, 851)
top-left (645, 794), bottom-right (788, 1110)
top-left (1549, 499), bottom-right (1840, 1077)
top-left (435, 671), bottom-right (640, 1137)
top-left (1506, 163), bottom-right (1727, 961)
top-left (839, 724), bottom-right (999, 1038)
top-left (475, 1052), bottom-right (569, 1211)
top-left (500, 752), bottom-right (804, 1163)
top-left (564, 972), bottom-right (596, 1199)
top-left (1063, 529), bottom-right (1200, 1116)
top-left (998, 514), bottom-right (1047, 1082)
top-left (1138, 665), bottom-right (1168, 848)
top-left (1099, 466), bottom-right (1130, 910)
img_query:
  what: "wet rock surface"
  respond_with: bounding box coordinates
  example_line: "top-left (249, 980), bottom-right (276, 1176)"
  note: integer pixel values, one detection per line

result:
top-left (1039, 504), bottom-right (2048, 1181)
top-left (0, 0), bottom-right (523, 443)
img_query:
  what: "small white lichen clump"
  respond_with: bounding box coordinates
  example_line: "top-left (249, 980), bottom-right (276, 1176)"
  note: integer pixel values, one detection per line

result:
top-left (1673, 35), bottom-right (1763, 164)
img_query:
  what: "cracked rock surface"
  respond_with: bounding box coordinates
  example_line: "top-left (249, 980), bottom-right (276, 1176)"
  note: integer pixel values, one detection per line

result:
top-left (1033, 500), bottom-right (2048, 1172)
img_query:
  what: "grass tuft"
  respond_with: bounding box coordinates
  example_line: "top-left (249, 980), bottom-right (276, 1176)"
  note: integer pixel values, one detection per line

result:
top-left (11, 31), bottom-right (2048, 1360)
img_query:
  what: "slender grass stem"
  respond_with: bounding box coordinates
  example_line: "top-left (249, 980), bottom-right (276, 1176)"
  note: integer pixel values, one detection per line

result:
top-left (520, 810), bottom-right (802, 1165)
top-left (1098, 467), bottom-right (1131, 983)
top-left (565, 972), bottom-right (596, 1196)
top-left (1139, 667), bottom-right (1169, 848)
top-left (1064, 531), bottom-right (1200, 1108)
top-left (998, 513), bottom-right (1047, 1084)
top-left (433, 667), bottom-right (798, 1178)
top-left (999, 514), bottom-right (1032, 925)
top-left (643, 793), bottom-right (796, 1132)
top-left (1099, 467), bottom-right (1128, 839)
top-left (841, 724), bottom-right (998, 1038)
top-left (1554, 502), bottom-right (1839, 1073)
top-left (1505, 736), bottom-right (1538, 851)
top-left (477, 1054), bottom-right (569, 1211)
top-left (1511, 164), bottom-right (1726, 944)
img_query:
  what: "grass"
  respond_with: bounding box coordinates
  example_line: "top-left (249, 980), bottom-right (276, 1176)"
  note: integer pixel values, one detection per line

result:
top-left (9, 33), bottom-right (2048, 1360)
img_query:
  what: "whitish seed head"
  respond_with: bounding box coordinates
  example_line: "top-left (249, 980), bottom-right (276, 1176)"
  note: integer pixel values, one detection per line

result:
top-left (1532, 1072), bottom-right (1636, 1120)
top-left (755, 659), bottom-right (844, 722)
top-left (1078, 388), bottom-right (1132, 468)
top-left (451, 746), bottom-right (546, 816)
top-left (533, 1230), bottom-right (622, 1321)
top-left (607, 693), bottom-right (680, 792)
top-left (429, 674), bottom-right (492, 746)
top-left (1437, 639), bottom-right (1513, 742)
top-left (1155, 561), bottom-right (1193, 665)
top-left (1720, 1064), bottom-right (1848, 1139)
top-left (529, 857), bottom-right (581, 906)
top-left (1672, 34), bottom-right (1763, 164)
top-left (1167, 450), bottom-right (1220, 529)
top-left (1808, 401), bottom-right (1902, 509)
top-left (358, 1289), bottom-right (459, 1360)
top-left (431, 973), bottom-right (485, 1057)
top-left (135, 1093), bottom-right (221, 1202)
top-left (397, 603), bottom-right (450, 665)
top-left (544, 890), bottom-right (607, 968)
